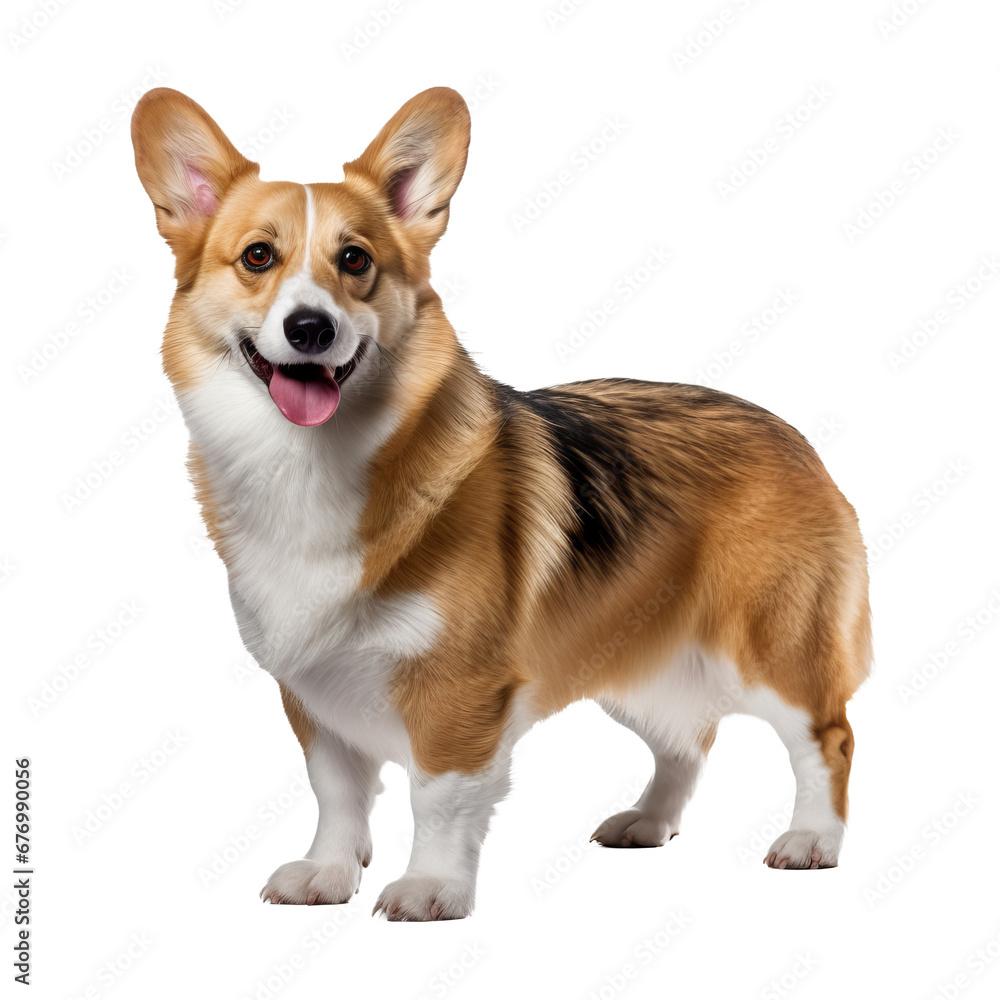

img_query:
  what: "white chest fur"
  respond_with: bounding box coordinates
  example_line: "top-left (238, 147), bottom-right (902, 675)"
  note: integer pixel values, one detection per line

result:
top-left (181, 367), bottom-right (440, 761)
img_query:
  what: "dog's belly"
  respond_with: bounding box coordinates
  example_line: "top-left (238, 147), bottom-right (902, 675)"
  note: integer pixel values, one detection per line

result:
top-left (595, 645), bottom-right (746, 754)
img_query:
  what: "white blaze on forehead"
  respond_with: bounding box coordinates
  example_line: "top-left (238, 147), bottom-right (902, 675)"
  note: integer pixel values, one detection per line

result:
top-left (282, 182), bottom-right (323, 300)
top-left (303, 183), bottom-right (315, 273)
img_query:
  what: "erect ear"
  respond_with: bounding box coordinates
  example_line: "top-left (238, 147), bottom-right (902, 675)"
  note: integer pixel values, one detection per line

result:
top-left (343, 87), bottom-right (471, 254)
top-left (131, 88), bottom-right (258, 257)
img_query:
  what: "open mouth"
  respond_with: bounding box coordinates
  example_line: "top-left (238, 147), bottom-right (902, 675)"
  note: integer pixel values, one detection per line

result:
top-left (239, 337), bottom-right (367, 427)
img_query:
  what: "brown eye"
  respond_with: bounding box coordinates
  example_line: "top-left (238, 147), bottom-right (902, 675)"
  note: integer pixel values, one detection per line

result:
top-left (242, 243), bottom-right (273, 271)
top-left (340, 246), bottom-right (371, 274)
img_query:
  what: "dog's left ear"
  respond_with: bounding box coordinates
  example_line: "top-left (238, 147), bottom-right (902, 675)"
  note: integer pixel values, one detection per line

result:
top-left (344, 87), bottom-right (471, 255)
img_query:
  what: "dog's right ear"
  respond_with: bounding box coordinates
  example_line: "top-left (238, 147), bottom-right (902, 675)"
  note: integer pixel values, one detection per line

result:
top-left (343, 87), bottom-right (471, 258)
top-left (131, 89), bottom-right (258, 267)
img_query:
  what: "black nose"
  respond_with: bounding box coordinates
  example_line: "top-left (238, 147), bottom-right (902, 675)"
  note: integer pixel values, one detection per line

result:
top-left (283, 308), bottom-right (337, 354)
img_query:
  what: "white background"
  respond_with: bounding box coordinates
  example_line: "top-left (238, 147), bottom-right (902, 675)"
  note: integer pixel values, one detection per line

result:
top-left (4, 0), bottom-right (1000, 997)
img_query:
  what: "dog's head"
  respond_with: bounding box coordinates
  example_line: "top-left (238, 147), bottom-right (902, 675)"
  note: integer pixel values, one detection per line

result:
top-left (131, 88), bottom-right (470, 426)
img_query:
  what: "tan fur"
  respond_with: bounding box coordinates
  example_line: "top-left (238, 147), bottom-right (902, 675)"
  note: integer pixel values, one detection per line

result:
top-left (817, 721), bottom-right (854, 821)
top-left (187, 444), bottom-right (230, 567)
top-left (279, 682), bottom-right (315, 756)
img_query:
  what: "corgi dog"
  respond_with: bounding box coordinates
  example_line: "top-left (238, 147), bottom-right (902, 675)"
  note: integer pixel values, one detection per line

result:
top-left (131, 87), bottom-right (871, 921)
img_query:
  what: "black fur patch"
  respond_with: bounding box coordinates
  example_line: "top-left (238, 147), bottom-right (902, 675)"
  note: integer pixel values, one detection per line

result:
top-left (497, 380), bottom-right (668, 570)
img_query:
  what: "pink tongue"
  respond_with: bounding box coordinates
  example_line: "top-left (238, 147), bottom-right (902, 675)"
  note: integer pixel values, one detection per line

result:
top-left (268, 366), bottom-right (341, 426)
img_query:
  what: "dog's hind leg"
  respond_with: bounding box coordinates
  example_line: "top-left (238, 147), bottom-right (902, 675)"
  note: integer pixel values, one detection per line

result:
top-left (741, 687), bottom-right (854, 869)
top-left (591, 692), bottom-right (715, 848)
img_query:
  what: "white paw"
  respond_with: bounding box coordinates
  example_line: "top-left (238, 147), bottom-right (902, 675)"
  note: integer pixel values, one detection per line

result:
top-left (764, 828), bottom-right (842, 869)
top-left (260, 858), bottom-right (362, 904)
top-left (590, 808), bottom-right (677, 848)
top-left (372, 873), bottom-right (473, 921)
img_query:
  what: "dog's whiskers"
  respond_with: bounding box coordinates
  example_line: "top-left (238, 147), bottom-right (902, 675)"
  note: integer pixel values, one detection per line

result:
top-left (359, 334), bottom-right (401, 386)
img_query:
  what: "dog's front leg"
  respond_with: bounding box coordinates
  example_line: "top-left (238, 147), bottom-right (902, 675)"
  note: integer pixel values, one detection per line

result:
top-left (373, 757), bottom-right (512, 921)
top-left (261, 727), bottom-right (383, 905)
